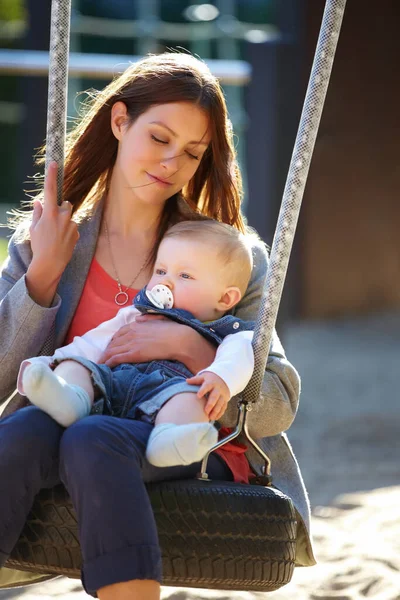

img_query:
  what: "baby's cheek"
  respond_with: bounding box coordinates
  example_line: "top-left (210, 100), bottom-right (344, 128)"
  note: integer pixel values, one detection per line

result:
top-left (185, 293), bottom-right (208, 318)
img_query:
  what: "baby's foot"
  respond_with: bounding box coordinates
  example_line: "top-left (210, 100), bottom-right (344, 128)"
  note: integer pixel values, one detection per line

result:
top-left (23, 363), bottom-right (91, 427)
top-left (146, 422), bottom-right (218, 467)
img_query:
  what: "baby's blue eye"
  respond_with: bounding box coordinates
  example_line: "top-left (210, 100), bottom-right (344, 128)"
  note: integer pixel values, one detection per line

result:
top-left (181, 273), bottom-right (192, 279)
top-left (156, 268), bottom-right (166, 275)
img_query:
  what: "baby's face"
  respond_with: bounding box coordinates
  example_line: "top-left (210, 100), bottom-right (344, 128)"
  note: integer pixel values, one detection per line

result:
top-left (147, 237), bottom-right (228, 321)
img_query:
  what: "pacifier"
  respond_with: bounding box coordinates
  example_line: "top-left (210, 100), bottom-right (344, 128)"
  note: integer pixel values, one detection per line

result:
top-left (145, 284), bottom-right (174, 309)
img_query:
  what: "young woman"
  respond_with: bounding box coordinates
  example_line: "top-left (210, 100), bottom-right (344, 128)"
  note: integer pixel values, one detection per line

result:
top-left (0, 53), bottom-right (315, 599)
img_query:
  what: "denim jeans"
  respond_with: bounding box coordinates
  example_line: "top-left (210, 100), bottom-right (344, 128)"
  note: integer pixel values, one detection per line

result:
top-left (0, 406), bottom-right (232, 596)
top-left (62, 356), bottom-right (200, 423)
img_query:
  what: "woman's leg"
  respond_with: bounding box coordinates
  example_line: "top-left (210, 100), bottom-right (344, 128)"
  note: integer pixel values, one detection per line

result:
top-left (95, 579), bottom-right (160, 600)
top-left (0, 406), bottom-right (63, 566)
top-left (91, 450), bottom-right (232, 600)
top-left (58, 415), bottom-right (162, 599)
top-left (142, 450), bottom-right (234, 484)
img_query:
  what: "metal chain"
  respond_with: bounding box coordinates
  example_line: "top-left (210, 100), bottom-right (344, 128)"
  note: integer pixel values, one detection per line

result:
top-left (103, 220), bottom-right (150, 306)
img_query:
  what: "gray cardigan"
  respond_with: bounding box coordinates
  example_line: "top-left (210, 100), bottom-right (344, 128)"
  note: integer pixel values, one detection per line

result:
top-left (0, 203), bottom-right (316, 587)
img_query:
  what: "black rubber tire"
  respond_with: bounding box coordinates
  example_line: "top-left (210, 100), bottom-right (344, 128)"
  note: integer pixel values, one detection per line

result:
top-left (7, 479), bottom-right (297, 592)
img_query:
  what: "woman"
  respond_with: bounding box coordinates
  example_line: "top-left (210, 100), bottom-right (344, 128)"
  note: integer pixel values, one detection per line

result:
top-left (0, 53), bottom-right (315, 599)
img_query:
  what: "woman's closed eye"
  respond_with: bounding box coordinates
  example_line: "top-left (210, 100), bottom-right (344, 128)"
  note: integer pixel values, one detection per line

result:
top-left (151, 134), bottom-right (199, 161)
top-left (151, 134), bottom-right (167, 145)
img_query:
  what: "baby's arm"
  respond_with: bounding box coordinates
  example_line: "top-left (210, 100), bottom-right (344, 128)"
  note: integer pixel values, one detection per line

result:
top-left (186, 331), bottom-right (254, 420)
top-left (197, 331), bottom-right (254, 396)
top-left (53, 306), bottom-right (139, 363)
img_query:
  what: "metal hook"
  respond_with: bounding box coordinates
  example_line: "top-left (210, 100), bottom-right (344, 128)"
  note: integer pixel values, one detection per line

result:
top-left (196, 400), bottom-right (272, 484)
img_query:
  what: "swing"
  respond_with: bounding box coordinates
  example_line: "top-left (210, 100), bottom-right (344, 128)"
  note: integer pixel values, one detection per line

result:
top-left (4, 0), bottom-right (346, 592)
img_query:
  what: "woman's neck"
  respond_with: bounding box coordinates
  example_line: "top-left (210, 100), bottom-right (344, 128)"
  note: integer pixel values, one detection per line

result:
top-left (103, 187), bottom-right (163, 241)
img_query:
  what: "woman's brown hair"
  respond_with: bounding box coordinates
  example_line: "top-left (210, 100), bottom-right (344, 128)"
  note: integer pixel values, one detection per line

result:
top-left (10, 52), bottom-right (246, 244)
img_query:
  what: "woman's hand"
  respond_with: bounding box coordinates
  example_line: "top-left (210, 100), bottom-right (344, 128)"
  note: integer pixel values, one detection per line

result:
top-left (26, 162), bottom-right (80, 306)
top-left (100, 314), bottom-right (217, 372)
top-left (29, 162), bottom-right (79, 280)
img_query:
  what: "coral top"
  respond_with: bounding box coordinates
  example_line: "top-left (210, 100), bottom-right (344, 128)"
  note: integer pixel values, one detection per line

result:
top-left (64, 258), bottom-right (140, 344)
top-left (65, 258), bottom-right (254, 484)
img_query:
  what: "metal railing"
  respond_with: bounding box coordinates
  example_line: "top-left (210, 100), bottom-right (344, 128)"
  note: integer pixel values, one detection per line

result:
top-left (0, 49), bottom-right (251, 83)
top-left (0, 15), bottom-right (279, 43)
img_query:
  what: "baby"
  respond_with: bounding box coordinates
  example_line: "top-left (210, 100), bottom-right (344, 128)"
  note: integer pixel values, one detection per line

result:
top-left (18, 220), bottom-right (257, 468)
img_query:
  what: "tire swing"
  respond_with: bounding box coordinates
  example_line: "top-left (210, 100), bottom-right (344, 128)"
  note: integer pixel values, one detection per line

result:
top-left (5, 0), bottom-right (346, 593)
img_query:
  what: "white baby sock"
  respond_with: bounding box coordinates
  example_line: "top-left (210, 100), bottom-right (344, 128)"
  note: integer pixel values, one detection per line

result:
top-left (146, 422), bottom-right (218, 467)
top-left (22, 363), bottom-right (92, 427)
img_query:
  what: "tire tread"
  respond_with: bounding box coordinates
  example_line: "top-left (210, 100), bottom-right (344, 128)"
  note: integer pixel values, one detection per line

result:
top-left (7, 480), bottom-right (297, 592)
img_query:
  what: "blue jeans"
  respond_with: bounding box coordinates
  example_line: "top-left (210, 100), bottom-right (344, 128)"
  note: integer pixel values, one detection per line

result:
top-left (63, 356), bottom-right (200, 423)
top-left (0, 406), bottom-right (232, 596)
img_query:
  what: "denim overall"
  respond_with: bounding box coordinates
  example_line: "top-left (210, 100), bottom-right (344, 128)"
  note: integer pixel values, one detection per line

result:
top-left (76, 286), bottom-right (254, 423)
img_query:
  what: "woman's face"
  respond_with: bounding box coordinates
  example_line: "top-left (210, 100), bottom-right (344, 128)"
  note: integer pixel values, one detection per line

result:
top-left (111, 101), bottom-right (211, 206)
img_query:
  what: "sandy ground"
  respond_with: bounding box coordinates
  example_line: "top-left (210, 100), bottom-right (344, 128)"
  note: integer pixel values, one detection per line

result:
top-left (1, 312), bottom-right (399, 599)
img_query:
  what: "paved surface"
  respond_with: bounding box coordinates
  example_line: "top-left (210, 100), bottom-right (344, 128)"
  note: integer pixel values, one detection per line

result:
top-left (285, 312), bottom-right (400, 507)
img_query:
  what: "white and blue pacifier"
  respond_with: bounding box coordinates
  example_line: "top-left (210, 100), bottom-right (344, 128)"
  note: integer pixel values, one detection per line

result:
top-left (145, 284), bottom-right (174, 309)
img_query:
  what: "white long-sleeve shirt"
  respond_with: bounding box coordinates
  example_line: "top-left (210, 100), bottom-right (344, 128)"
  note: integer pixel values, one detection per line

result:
top-left (18, 305), bottom-right (254, 398)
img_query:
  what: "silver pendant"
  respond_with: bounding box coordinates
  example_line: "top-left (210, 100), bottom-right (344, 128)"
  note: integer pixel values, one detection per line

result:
top-left (115, 291), bottom-right (129, 306)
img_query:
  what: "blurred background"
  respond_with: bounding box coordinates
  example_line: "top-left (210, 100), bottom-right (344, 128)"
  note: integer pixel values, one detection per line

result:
top-left (0, 2), bottom-right (400, 597)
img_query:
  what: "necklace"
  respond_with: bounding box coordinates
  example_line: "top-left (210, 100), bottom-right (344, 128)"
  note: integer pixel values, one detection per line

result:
top-left (104, 220), bottom-right (150, 306)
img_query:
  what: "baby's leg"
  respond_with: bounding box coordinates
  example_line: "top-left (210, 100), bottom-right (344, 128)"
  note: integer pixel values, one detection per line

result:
top-left (22, 360), bottom-right (94, 427)
top-left (146, 392), bottom-right (218, 467)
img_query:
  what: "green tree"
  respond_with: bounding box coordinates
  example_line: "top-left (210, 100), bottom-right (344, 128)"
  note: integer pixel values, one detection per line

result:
top-left (0, 0), bottom-right (26, 21)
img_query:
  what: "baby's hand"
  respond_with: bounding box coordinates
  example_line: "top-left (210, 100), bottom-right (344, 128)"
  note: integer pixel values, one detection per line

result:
top-left (186, 371), bottom-right (230, 421)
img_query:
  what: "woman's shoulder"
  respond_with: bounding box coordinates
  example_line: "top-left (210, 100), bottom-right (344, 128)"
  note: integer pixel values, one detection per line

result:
top-left (233, 231), bottom-right (269, 320)
top-left (246, 227), bottom-right (269, 282)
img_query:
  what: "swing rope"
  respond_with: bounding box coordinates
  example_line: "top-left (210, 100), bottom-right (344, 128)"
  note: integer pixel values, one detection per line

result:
top-left (244, 0), bottom-right (347, 405)
top-left (45, 0), bottom-right (71, 202)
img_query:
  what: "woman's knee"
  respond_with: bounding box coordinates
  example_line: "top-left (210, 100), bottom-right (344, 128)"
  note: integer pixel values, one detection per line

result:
top-left (59, 416), bottom-right (152, 480)
top-left (0, 405), bottom-right (63, 468)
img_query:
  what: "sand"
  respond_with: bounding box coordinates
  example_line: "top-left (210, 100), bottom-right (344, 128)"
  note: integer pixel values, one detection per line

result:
top-left (1, 312), bottom-right (399, 599)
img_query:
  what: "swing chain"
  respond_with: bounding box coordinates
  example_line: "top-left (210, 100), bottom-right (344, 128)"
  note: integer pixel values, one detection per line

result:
top-left (196, 399), bottom-right (272, 485)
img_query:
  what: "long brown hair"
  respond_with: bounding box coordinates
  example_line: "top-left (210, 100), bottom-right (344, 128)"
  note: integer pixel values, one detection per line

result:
top-left (11, 52), bottom-right (246, 242)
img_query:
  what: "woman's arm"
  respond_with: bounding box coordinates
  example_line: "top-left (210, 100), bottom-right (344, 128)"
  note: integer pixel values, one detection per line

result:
top-left (101, 314), bottom-right (216, 373)
top-left (0, 164), bottom-right (80, 404)
top-left (0, 234), bottom-right (61, 403)
top-left (220, 241), bottom-right (301, 439)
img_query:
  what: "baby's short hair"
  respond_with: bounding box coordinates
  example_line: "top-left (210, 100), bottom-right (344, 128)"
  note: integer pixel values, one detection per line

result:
top-left (164, 219), bottom-right (258, 296)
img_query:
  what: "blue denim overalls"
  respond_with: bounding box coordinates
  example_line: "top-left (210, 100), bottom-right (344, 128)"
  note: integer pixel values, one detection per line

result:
top-left (74, 286), bottom-right (254, 422)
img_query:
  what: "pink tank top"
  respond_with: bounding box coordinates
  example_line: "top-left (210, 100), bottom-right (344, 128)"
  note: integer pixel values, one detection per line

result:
top-left (64, 258), bottom-right (139, 344)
